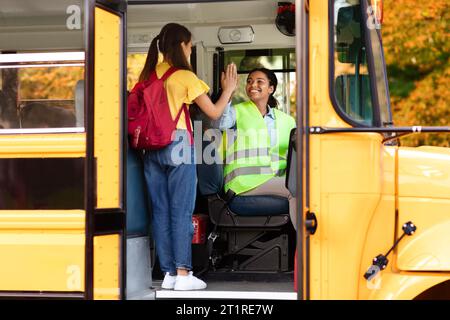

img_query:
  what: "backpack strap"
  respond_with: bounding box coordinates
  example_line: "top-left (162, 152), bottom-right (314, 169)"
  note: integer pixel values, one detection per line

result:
top-left (158, 66), bottom-right (194, 145)
top-left (160, 66), bottom-right (179, 81)
top-left (147, 66), bottom-right (178, 83)
top-left (173, 103), bottom-right (194, 145)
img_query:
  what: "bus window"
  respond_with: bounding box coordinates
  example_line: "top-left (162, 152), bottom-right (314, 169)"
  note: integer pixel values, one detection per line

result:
top-left (224, 49), bottom-right (296, 116)
top-left (332, 0), bottom-right (375, 126)
top-left (0, 52), bottom-right (85, 130)
top-left (0, 0), bottom-right (85, 131)
top-left (127, 53), bottom-right (147, 91)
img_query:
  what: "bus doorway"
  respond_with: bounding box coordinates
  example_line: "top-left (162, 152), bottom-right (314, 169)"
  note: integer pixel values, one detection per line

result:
top-left (126, 0), bottom-right (301, 300)
top-left (0, 0), bottom-right (127, 299)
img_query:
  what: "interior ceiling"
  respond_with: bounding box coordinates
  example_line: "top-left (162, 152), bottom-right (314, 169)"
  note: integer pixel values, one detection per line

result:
top-left (127, 0), bottom-right (281, 27)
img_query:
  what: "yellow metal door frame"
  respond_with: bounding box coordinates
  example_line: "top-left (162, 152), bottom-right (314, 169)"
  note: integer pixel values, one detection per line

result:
top-left (85, 0), bottom-right (127, 300)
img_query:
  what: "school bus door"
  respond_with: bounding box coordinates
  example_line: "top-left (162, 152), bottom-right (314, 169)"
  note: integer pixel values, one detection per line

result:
top-left (85, 0), bottom-right (127, 300)
top-left (304, 0), bottom-right (391, 299)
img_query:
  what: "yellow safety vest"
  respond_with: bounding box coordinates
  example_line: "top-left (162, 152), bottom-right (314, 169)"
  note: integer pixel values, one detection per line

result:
top-left (223, 100), bottom-right (296, 194)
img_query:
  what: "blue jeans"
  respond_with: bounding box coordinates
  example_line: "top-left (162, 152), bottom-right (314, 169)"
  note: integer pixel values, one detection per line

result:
top-left (143, 130), bottom-right (196, 274)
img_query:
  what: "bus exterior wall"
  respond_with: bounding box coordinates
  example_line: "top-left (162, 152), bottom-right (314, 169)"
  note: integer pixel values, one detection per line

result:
top-left (357, 146), bottom-right (450, 299)
top-left (396, 146), bottom-right (450, 272)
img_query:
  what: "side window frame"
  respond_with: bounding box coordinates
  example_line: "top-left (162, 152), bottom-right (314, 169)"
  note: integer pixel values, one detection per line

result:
top-left (361, 0), bottom-right (393, 127)
top-left (328, 0), bottom-right (383, 128)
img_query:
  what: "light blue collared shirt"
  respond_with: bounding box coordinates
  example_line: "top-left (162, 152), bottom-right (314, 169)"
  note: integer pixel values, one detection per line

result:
top-left (214, 102), bottom-right (277, 148)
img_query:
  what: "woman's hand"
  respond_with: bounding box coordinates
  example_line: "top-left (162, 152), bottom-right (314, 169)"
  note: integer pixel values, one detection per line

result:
top-left (221, 63), bottom-right (238, 96)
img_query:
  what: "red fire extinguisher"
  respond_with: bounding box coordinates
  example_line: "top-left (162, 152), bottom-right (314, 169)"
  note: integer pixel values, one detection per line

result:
top-left (192, 214), bottom-right (208, 244)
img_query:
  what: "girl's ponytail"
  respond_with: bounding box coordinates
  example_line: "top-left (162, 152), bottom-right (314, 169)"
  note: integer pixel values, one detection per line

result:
top-left (138, 34), bottom-right (160, 82)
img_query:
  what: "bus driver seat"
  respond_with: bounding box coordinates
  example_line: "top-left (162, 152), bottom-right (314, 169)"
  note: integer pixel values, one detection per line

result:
top-left (196, 128), bottom-right (295, 272)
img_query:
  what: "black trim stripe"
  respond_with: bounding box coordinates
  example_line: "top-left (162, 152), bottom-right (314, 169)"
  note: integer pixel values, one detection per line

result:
top-left (295, 0), bottom-right (308, 301)
top-left (303, 1), bottom-right (311, 301)
top-left (93, 209), bottom-right (126, 235)
top-left (96, 0), bottom-right (127, 13)
top-left (85, 0), bottom-right (96, 301)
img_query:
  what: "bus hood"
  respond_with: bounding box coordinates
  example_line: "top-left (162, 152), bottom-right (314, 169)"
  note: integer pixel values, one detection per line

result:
top-left (398, 146), bottom-right (450, 199)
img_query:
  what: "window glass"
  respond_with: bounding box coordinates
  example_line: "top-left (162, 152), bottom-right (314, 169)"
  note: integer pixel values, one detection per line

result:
top-left (333, 0), bottom-right (375, 126)
top-left (0, 158), bottom-right (84, 209)
top-left (366, 0), bottom-right (392, 125)
top-left (127, 53), bottom-right (147, 91)
top-left (224, 49), bottom-right (296, 116)
top-left (0, 52), bottom-right (85, 129)
top-left (332, 0), bottom-right (393, 126)
top-left (0, 1), bottom-right (85, 131)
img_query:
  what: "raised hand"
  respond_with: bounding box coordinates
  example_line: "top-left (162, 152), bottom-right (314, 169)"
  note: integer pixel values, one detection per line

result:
top-left (221, 63), bottom-right (238, 95)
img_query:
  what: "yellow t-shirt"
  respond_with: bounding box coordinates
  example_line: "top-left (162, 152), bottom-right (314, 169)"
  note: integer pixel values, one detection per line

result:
top-left (155, 61), bottom-right (210, 130)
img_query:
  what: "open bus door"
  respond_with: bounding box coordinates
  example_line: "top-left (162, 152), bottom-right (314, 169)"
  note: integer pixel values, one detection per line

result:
top-left (85, 0), bottom-right (127, 300)
top-left (303, 0), bottom-right (391, 299)
top-left (0, 0), bottom-right (127, 299)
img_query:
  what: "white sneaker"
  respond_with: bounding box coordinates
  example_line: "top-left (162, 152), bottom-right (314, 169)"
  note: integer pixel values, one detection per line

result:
top-left (161, 272), bottom-right (177, 289)
top-left (174, 271), bottom-right (207, 291)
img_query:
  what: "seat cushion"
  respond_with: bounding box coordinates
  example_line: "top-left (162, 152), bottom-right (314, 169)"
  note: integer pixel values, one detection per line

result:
top-left (228, 195), bottom-right (289, 216)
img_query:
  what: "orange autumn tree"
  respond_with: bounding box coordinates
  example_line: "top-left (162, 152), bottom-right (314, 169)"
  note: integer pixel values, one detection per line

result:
top-left (382, 0), bottom-right (450, 147)
top-left (20, 67), bottom-right (84, 100)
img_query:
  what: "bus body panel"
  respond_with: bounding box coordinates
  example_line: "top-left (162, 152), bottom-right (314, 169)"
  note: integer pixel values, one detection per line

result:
top-left (90, 6), bottom-right (125, 300)
top-left (93, 234), bottom-right (121, 299)
top-left (398, 147), bottom-right (450, 199)
top-left (309, 132), bottom-right (384, 299)
top-left (0, 210), bottom-right (85, 291)
top-left (397, 200), bottom-right (450, 271)
top-left (94, 7), bottom-right (122, 209)
top-left (0, 133), bottom-right (85, 158)
top-left (395, 147), bottom-right (450, 271)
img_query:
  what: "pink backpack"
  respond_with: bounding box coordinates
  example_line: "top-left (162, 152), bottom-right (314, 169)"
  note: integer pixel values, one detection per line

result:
top-left (127, 67), bottom-right (192, 150)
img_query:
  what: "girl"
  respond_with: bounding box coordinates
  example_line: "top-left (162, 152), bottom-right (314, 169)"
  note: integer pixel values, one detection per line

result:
top-left (139, 23), bottom-right (237, 291)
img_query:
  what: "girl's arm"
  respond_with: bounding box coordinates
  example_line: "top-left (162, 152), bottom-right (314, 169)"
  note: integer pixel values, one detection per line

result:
top-left (194, 63), bottom-right (237, 120)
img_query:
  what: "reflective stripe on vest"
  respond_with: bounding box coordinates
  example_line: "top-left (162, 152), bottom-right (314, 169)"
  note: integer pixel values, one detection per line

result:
top-left (224, 166), bottom-right (286, 185)
top-left (225, 147), bottom-right (270, 164)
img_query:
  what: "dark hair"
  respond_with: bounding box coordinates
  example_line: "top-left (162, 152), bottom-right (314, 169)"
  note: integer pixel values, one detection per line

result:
top-left (139, 23), bottom-right (192, 82)
top-left (247, 67), bottom-right (279, 108)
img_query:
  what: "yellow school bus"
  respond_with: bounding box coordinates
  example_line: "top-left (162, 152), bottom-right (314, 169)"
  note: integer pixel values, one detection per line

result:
top-left (0, 0), bottom-right (448, 300)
